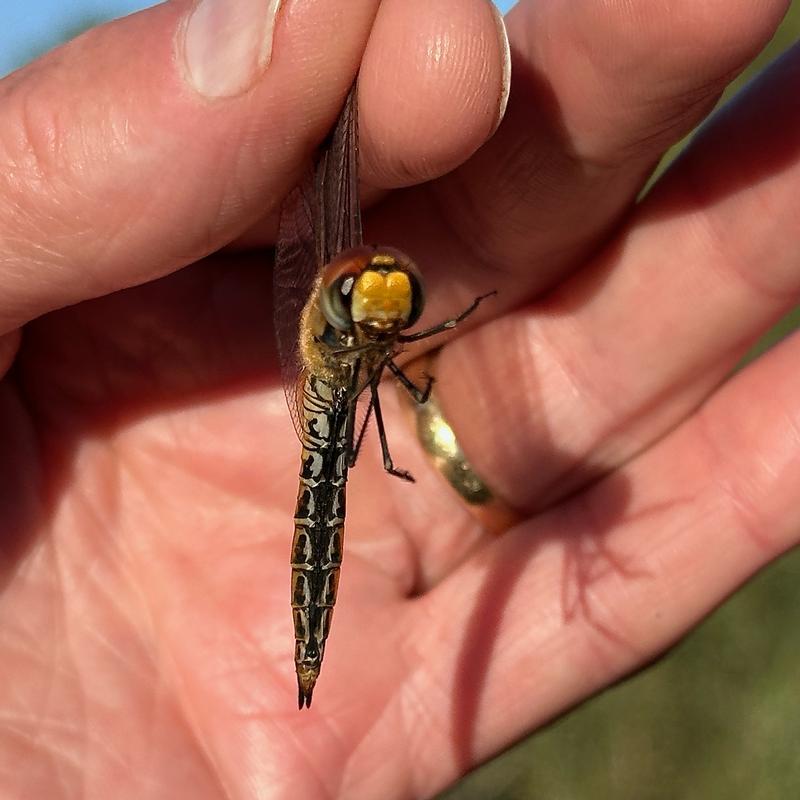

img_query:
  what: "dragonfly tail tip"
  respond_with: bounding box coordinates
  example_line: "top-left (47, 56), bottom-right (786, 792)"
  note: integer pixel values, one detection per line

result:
top-left (297, 673), bottom-right (316, 709)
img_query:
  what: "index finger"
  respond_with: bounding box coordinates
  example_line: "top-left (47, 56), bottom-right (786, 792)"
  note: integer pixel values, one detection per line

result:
top-left (0, 0), bottom-right (507, 336)
top-left (0, 0), bottom-right (375, 334)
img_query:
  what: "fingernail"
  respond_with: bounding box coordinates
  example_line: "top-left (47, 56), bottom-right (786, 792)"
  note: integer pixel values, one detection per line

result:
top-left (181, 0), bottom-right (282, 98)
top-left (490, 3), bottom-right (511, 133)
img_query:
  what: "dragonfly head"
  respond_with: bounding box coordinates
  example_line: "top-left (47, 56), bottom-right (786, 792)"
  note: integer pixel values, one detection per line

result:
top-left (319, 246), bottom-right (425, 337)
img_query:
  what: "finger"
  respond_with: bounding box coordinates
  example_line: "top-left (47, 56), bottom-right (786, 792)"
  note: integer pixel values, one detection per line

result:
top-left (367, 0), bottom-right (790, 308)
top-left (401, 326), bottom-right (800, 792)
top-left (427, 42), bottom-right (800, 514)
top-left (235, 0), bottom-right (510, 245)
top-left (357, 0), bottom-right (510, 188)
top-left (0, 0), bottom-right (503, 335)
top-left (0, 0), bottom-right (369, 332)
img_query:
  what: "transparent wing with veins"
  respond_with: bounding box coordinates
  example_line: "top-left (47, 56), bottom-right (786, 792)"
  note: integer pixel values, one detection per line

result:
top-left (273, 82), bottom-right (363, 440)
top-left (274, 171), bottom-right (318, 439)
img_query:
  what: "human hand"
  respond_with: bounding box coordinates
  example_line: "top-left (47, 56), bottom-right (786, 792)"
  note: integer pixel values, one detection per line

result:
top-left (0, 1), bottom-right (797, 799)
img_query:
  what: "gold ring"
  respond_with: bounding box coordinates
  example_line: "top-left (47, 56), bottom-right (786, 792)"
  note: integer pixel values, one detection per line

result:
top-left (398, 351), bottom-right (521, 536)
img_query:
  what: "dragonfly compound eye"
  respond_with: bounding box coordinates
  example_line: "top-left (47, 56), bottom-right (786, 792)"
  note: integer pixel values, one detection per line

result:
top-left (319, 270), bottom-right (358, 331)
top-left (403, 268), bottom-right (425, 328)
top-left (318, 248), bottom-right (380, 331)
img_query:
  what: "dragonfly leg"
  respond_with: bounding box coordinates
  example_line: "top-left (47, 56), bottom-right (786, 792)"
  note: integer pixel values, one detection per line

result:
top-left (349, 369), bottom-right (378, 404)
top-left (397, 291), bottom-right (496, 343)
top-left (330, 342), bottom-right (376, 357)
top-left (370, 377), bottom-right (415, 483)
top-left (387, 359), bottom-right (434, 404)
top-left (348, 394), bottom-right (374, 467)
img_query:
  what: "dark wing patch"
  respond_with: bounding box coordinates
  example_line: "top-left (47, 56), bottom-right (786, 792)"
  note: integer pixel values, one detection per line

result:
top-left (273, 79), bottom-right (362, 439)
top-left (317, 81), bottom-right (363, 264)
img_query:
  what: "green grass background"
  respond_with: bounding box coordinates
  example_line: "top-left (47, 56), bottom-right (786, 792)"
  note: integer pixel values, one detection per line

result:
top-left (443, 6), bottom-right (800, 799)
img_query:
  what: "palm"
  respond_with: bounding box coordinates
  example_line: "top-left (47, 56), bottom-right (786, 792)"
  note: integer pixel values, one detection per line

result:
top-left (5, 252), bottom-right (488, 798)
top-left (2, 1), bottom-right (800, 799)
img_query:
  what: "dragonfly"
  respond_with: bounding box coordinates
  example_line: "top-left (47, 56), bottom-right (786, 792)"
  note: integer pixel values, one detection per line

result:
top-left (274, 78), bottom-right (491, 709)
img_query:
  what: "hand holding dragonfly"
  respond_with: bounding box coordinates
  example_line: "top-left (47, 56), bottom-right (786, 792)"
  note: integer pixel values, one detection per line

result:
top-left (0, 1), bottom-right (796, 798)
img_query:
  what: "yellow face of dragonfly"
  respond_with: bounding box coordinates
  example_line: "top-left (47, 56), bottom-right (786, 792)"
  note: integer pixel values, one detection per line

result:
top-left (350, 268), bottom-right (413, 331)
top-left (318, 247), bottom-right (425, 337)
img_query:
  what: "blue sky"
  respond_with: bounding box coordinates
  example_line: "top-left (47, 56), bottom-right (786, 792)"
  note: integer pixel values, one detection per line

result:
top-left (0, 0), bottom-right (516, 77)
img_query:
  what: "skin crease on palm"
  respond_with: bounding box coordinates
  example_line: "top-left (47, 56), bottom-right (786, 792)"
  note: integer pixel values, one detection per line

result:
top-left (2, 0), bottom-right (800, 795)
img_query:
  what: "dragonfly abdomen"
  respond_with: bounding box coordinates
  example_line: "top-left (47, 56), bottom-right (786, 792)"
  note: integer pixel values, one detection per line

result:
top-left (291, 374), bottom-right (351, 708)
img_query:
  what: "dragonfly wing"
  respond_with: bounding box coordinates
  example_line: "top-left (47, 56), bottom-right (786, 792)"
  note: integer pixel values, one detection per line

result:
top-left (273, 79), bottom-right (363, 439)
top-left (317, 81), bottom-right (363, 263)
top-left (274, 169), bottom-right (318, 439)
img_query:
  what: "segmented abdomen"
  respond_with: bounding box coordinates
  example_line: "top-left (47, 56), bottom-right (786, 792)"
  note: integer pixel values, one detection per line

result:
top-left (291, 374), bottom-right (351, 704)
